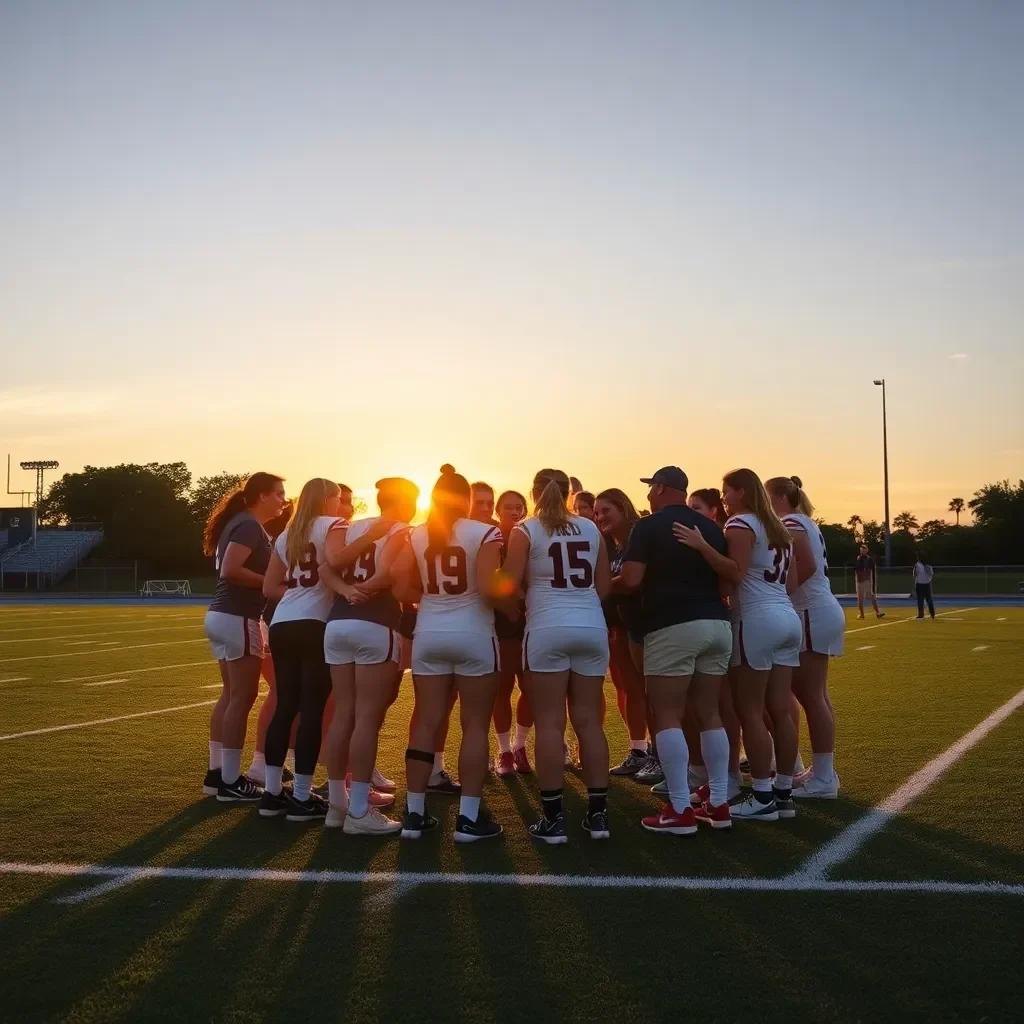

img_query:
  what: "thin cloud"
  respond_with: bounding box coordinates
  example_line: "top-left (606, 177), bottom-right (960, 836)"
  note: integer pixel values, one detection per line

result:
top-left (948, 353), bottom-right (969, 360)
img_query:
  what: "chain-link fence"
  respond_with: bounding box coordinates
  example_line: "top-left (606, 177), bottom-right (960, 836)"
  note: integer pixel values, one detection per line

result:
top-left (828, 565), bottom-right (1024, 595)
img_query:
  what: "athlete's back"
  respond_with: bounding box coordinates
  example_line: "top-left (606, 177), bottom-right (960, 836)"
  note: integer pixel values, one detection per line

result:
top-left (725, 513), bottom-right (792, 615)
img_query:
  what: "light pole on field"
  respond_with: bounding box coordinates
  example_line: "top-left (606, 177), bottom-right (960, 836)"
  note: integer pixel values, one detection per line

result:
top-left (873, 379), bottom-right (891, 567)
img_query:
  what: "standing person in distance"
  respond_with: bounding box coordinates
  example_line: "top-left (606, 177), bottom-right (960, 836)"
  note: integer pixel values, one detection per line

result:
top-left (202, 472), bottom-right (286, 801)
top-left (394, 466), bottom-right (505, 842)
top-left (259, 478), bottom-right (346, 821)
top-left (320, 477), bottom-right (418, 834)
top-left (674, 468), bottom-right (803, 821)
top-left (502, 468), bottom-right (612, 843)
top-left (766, 476), bottom-right (844, 799)
top-left (615, 467), bottom-right (734, 833)
top-left (492, 489), bottom-right (535, 776)
top-left (913, 553), bottom-right (936, 619)
top-left (593, 488), bottom-right (651, 775)
top-left (854, 544), bottom-right (884, 620)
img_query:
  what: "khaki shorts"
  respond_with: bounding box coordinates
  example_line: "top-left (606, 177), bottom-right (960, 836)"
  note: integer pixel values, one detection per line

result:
top-left (643, 619), bottom-right (732, 677)
top-left (856, 578), bottom-right (874, 599)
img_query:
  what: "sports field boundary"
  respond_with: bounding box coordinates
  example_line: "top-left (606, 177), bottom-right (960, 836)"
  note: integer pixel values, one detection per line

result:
top-left (0, 700), bottom-right (217, 742)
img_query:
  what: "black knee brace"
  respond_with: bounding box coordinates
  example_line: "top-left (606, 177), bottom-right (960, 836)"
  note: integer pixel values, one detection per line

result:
top-left (405, 747), bottom-right (435, 765)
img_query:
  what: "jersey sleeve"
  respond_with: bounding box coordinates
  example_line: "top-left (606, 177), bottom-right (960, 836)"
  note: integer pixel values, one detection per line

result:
top-left (479, 524), bottom-right (503, 548)
top-left (782, 515), bottom-right (806, 534)
top-left (228, 517), bottom-right (264, 549)
top-left (725, 514), bottom-right (755, 534)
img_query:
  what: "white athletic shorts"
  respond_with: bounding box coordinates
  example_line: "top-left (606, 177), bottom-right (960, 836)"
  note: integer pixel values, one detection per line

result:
top-left (412, 631), bottom-right (499, 677)
top-left (324, 619), bottom-right (401, 666)
top-left (523, 626), bottom-right (610, 677)
top-left (731, 606), bottom-right (802, 671)
top-left (798, 601), bottom-right (846, 657)
top-left (204, 611), bottom-right (268, 662)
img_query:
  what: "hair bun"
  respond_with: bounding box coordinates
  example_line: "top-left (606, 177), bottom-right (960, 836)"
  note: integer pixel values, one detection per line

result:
top-left (439, 463), bottom-right (456, 476)
top-left (790, 475), bottom-right (803, 489)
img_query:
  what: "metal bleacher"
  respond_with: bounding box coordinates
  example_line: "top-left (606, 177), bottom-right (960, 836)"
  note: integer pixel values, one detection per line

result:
top-left (0, 525), bottom-right (104, 588)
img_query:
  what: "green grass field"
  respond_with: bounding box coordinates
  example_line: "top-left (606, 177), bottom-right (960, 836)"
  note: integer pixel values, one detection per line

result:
top-left (1, 602), bottom-right (1022, 1023)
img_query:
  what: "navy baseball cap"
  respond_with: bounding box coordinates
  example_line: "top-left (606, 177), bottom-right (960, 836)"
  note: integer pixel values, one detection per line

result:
top-left (640, 466), bottom-right (689, 491)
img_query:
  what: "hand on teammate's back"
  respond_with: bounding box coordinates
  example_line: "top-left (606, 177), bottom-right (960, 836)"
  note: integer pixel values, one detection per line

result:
top-left (673, 522), bottom-right (710, 551)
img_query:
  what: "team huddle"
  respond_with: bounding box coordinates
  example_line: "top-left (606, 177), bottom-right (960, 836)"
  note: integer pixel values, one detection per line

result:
top-left (201, 463), bottom-right (845, 842)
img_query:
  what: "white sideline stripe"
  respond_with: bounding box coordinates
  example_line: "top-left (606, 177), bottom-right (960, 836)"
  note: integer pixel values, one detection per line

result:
top-left (83, 679), bottom-right (127, 688)
top-left (997, 617), bottom-right (1007, 622)
top-left (62, 640), bottom-right (120, 647)
top-left (791, 686), bottom-right (1024, 882)
top-left (200, 683), bottom-right (223, 689)
top-left (844, 607), bottom-right (976, 636)
top-left (53, 872), bottom-right (143, 904)
top-left (1, 861), bottom-right (1022, 897)
top-left (0, 624), bottom-right (203, 645)
top-left (0, 638), bottom-right (206, 664)
top-left (0, 677), bottom-right (30, 683)
top-left (56, 660), bottom-right (211, 683)
top-left (856, 645), bottom-right (875, 651)
top-left (972, 645), bottom-right (989, 652)
top-left (0, 700), bottom-right (217, 742)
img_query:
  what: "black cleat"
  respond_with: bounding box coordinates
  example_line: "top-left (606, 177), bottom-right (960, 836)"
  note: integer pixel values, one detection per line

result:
top-left (285, 792), bottom-right (328, 822)
top-left (454, 811), bottom-right (503, 843)
top-left (401, 809), bottom-right (439, 840)
top-left (216, 774), bottom-right (263, 802)
top-left (203, 767), bottom-right (222, 796)
top-left (258, 788), bottom-right (291, 818)
top-left (529, 814), bottom-right (568, 845)
top-left (427, 769), bottom-right (461, 795)
top-left (582, 809), bottom-right (610, 839)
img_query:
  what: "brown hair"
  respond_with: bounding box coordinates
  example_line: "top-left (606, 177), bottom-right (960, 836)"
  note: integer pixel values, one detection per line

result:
top-left (531, 468), bottom-right (572, 533)
top-left (203, 472), bottom-right (284, 556)
top-left (594, 488), bottom-right (640, 533)
top-left (496, 490), bottom-right (528, 515)
top-left (764, 475), bottom-right (814, 517)
top-left (573, 490), bottom-right (596, 512)
top-left (470, 481), bottom-right (494, 497)
top-left (284, 478), bottom-right (340, 569)
top-left (691, 487), bottom-right (728, 527)
top-left (723, 468), bottom-right (792, 551)
top-left (427, 464), bottom-right (471, 548)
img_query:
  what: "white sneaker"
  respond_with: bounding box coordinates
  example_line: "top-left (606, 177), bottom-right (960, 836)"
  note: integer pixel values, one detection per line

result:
top-left (342, 806), bottom-right (402, 836)
top-left (729, 792), bottom-right (779, 821)
top-left (325, 805), bottom-right (347, 828)
top-left (792, 774), bottom-right (839, 799)
top-left (372, 767), bottom-right (397, 793)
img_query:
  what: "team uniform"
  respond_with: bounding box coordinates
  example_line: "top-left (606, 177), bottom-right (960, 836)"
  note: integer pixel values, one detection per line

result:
top-left (518, 516), bottom-right (608, 676)
top-left (205, 511), bottom-right (272, 661)
top-left (782, 513), bottom-right (845, 657)
top-left (726, 514), bottom-right (802, 671)
top-left (323, 518), bottom-right (407, 666)
top-left (409, 519), bottom-right (502, 676)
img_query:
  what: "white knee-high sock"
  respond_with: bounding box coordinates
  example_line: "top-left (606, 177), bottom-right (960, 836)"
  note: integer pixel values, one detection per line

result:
top-left (221, 748), bottom-right (242, 785)
top-left (655, 728), bottom-right (690, 815)
top-left (701, 728), bottom-right (730, 807)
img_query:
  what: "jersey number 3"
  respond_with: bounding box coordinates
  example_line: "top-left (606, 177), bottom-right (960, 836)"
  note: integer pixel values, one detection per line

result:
top-left (425, 545), bottom-right (468, 595)
top-left (764, 545), bottom-right (792, 585)
top-left (549, 541), bottom-right (592, 589)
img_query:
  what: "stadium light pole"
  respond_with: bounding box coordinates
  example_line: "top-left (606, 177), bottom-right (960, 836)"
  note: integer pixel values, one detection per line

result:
top-left (872, 380), bottom-right (891, 567)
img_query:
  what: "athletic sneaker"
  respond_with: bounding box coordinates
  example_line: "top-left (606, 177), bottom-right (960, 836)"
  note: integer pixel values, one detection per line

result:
top-left (651, 779), bottom-right (669, 797)
top-left (285, 793), bottom-right (328, 822)
top-left (694, 800), bottom-right (732, 829)
top-left (312, 782), bottom-right (329, 800)
top-left (582, 809), bottom-right (610, 839)
top-left (216, 774), bottom-right (263, 802)
top-left (495, 751), bottom-right (516, 777)
top-left (372, 767), bottom-right (397, 793)
top-left (325, 805), bottom-right (347, 828)
top-left (455, 811), bottom-right (503, 843)
top-left (401, 809), bottom-right (439, 840)
top-left (513, 747), bottom-right (533, 774)
top-left (791, 774), bottom-right (839, 799)
top-left (610, 749), bottom-right (650, 776)
top-left (258, 788), bottom-right (291, 818)
top-left (690, 783), bottom-right (710, 807)
top-left (529, 814), bottom-right (568, 845)
top-left (202, 768), bottom-right (221, 796)
top-left (635, 757), bottom-right (664, 785)
top-left (877, 612), bottom-right (885, 619)
top-left (773, 791), bottom-right (796, 819)
top-left (427, 769), bottom-right (461, 795)
top-left (343, 806), bottom-right (402, 836)
top-left (368, 788), bottom-right (395, 808)
top-left (641, 805), bottom-right (697, 835)
top-left (729, 792), bottom-right (779, 821)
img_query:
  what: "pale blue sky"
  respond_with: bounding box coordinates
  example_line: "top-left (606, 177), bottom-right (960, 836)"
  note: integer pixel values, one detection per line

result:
top-left (2, 1), bottom-right (1021, 522)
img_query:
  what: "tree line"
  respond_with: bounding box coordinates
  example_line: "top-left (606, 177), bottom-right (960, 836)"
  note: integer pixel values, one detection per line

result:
top-left (35, 463), bottom-right (1024, 572)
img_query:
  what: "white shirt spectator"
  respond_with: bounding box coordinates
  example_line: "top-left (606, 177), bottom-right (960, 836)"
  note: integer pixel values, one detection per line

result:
top-left (913, 561), bottom-right (934, 584)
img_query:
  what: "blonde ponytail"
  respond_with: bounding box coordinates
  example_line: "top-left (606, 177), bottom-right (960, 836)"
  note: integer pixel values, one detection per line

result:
top-left (765, 475), bottom-right (815, 518)
top-left (531, 468), bottom-right (572, 534)
top-left (284, 478), bottom-right (340, 569)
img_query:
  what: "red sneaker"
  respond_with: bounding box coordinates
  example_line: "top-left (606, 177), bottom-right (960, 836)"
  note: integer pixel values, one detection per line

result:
top-left (641, 804), bottom-right (697, 835)
top-left (368, 788), bottom-right (395, 808)
top-left (689, 783), bottom-right (710, 807)
top-left (496, 750), bottom-right (515, 777)
top-left (694, 800), bottom-right (732, 829)
top-left (512, 747), bottom-right (532, 774)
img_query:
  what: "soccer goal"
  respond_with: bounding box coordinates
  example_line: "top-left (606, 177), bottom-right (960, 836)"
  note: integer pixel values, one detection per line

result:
top-left (140, 580), bottom-right (192, 597)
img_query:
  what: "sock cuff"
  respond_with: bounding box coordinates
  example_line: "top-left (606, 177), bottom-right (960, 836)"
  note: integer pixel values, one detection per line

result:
top-left (540, 788), bottom-right (563, 800)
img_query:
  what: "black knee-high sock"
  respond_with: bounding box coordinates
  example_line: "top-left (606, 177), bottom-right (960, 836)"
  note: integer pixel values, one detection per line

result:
top-left (588, 788), bottom-right (608, 815)
top-left (541, 788), bottom-right (563, 822)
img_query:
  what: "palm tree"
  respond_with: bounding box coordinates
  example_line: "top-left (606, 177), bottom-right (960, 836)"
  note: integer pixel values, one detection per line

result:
top-left (847, 514), bottom-right (862, 536)
top-left (893, 510), bottom-right (919, 533)
top-left (948, 497), bottom-right (965, 526)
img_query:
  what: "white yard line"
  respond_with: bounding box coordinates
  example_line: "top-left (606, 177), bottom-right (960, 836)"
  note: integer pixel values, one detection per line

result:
top-left (62, 640), bottom-right (120, 647)
top-left (997, 617), bottom-right (1007, 622)
top-left (845, 607), bottom-right (976, 636)
top-left (790, 686), bottom-right (1024, 882)
top-left (0, 677), bottom-right (30, 683)
top-left (0, 638), bottom-right (206, 665)
top-left (972, 645), bottom-right (989, 652)
top-left (56, 661), bottom-right (211, 683)
top-left (856, 645), bottom-right (875, 651)
top-left (83, 679), bottom-right (127, 688)
top-left (0, 700), bottom-right (217, 742)
top-left (52, 872), bottom-right (144, 904)
top-left (0, 624), bottom-right (203, 645)
top-left (0, 860), bottom-right (1020, 898)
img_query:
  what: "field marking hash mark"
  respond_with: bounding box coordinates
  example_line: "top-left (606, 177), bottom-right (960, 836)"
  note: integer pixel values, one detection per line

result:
top-left (0, 701), bottom-right (217, 742)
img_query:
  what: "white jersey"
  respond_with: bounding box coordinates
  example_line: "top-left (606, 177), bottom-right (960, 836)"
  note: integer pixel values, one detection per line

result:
top-left (342, 517), bottom-right (408, 584)
top-left (410, 518), bottom-right (502, 634)
top-left (725, 513), bottom-right (793, 617)
top-left (517, 516), bottom-right (604, 630)
top-left (270, 516), bottom-right (347, 624)
top-left (782, 513), bottom-right (836, 612)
